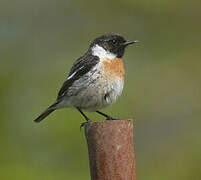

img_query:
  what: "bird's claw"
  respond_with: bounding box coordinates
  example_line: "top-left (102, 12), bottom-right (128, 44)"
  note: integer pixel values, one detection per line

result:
top-left (80, 120), bottom-right (92, 130)
top-left (106, 117), bottom-right (120, 120)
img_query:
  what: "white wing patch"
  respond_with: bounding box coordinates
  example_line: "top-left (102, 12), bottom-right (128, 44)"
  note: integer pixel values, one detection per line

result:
top-left (67, 66), bottom-right (84, 80)
top-left (67, 71), bottom-right (76, 80)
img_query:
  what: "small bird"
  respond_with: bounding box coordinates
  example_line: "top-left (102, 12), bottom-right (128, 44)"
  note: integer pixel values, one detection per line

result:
top-left (34, 33), bottom-right (138, 125)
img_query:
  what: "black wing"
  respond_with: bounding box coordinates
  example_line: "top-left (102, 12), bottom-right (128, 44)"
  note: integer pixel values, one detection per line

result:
top-left (57, 52), bottom-right (99, 100)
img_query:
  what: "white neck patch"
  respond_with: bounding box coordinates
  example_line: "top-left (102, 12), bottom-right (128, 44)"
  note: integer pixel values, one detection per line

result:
top-left (92, 44), bottom-right (116, 60)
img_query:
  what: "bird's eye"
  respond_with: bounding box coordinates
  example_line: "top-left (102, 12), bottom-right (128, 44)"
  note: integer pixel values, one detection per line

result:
top-left (112, 39), bottom-right (117, 45)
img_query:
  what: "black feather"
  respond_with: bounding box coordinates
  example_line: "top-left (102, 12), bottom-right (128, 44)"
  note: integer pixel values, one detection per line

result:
top-left (34, 101), bottom-right (59, 123)
top-left (57, 51), bottom-right (99, 100)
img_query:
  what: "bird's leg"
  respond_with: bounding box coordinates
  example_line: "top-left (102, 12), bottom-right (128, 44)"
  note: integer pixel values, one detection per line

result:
top-left (77, 107), bottom-right (92, 129)
top-left (77, 107), bottom-right (90, 121)
top-left (96, 110), bottom-right (119, 120)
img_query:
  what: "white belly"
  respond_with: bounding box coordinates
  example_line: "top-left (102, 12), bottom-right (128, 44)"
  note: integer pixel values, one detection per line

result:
top-left (59, 68), bottom-right (124, 112)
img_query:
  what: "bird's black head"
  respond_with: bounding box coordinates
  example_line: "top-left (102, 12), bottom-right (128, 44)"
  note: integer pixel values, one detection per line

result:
top-left (90, 33), bottom-right (138, 58)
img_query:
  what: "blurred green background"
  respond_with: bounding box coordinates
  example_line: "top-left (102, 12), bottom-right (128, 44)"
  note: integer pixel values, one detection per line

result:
top-left (0, 0), bottom-right (201, 179)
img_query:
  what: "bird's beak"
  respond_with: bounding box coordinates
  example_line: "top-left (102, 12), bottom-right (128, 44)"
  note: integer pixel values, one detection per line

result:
top-left (122, 40), bottom-right (139, 46)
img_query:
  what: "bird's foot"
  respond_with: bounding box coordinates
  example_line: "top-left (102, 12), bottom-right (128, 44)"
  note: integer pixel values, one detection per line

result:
top-left (106, 116), bottom-right (120, 120)
top-left (80, 120), bottom-right (92, 130)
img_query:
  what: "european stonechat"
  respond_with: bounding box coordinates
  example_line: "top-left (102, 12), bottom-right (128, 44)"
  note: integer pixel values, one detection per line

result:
top-left (34, 33), bottom-right (138, 124)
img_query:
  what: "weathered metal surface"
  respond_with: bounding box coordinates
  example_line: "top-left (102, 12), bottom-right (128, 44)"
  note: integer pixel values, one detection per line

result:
top-left (85, 120), bottom-right (136, 180)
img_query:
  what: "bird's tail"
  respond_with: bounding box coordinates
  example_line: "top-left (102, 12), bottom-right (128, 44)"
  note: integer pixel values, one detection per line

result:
top-left (34, 101), bottom-right (59, 123)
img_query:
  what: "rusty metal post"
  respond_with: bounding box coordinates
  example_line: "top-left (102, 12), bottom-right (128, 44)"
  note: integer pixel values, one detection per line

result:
top-left (84, 120), bottom-right (136, 180)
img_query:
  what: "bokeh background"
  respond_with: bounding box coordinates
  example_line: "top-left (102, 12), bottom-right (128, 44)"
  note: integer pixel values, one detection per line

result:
top-left (0, 0), bottom-right (201, 179)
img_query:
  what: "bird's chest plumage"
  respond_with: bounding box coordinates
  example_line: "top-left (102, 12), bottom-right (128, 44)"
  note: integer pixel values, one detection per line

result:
top-left (99, 58), bottom-right (125, 98)
top-left (88, 57), bottom-right (125, 110)
top-left (102, 58), bottom-right (125, 79)
top-left (64, 57), bottom-right (125, 111)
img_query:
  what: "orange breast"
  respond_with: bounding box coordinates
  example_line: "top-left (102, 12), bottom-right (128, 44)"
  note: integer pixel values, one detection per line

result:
top-left (103, 58), bottom-right (125, 79)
